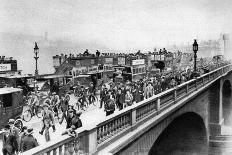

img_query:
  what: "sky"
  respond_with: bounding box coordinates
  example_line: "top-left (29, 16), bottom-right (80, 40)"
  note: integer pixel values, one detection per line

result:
top-left (0, 0), bottom-right (231, 49)
top-left (0, 0), bottom-right (231, 74)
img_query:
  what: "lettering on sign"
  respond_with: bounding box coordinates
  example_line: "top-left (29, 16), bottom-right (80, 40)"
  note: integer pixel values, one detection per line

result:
top-left (105, 58), bottom-right (113, 64)
top-left (132, 59), bottom-right (145, 65)
top-left (0, 64), bottom-right (11, 71)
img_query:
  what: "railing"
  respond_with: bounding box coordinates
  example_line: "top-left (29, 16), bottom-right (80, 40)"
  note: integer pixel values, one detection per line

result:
top-left (22, 64), bottom-right (232, 155)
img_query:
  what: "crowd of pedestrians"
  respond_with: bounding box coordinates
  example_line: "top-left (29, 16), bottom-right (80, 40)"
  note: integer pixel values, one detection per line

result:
top-left (99, 70), bottom-right (194, 116)
top-left (2, 59), bottom-right (229, 154)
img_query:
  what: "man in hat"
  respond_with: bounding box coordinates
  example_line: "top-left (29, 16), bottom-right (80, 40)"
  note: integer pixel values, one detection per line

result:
top-left (39, 103), bottom-right (55, 135)
top-left (145, 82), bottom-right (154, 99)
top-left (59, 94), bottom-right (69, 124)
top-left (77, 86), bottom-right (87, 109)
top-left (115, 88), bottom-right (124, 110)
top-left (2, 125), bottom-right (18, 155)
top-left (104, 91), bottom-right (115, 116)
top-left (30, 92), bottom-right (39, 116)
top-left (21, 128), bottom-right (39, 152)
top-left (100, 87), bottom-right (107, 109)
top-left (8, 119), bottom-right (20, 150)
top-left (88, 82), bottom-right (96, 105)
top-left (66, 109), bottom-right (82, 129)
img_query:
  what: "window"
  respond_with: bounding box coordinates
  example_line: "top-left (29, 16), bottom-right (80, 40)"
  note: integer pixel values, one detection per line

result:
top-left (91, 59), bottom-right (95, 65)
top-left (2, 94), bottom-right (13, 108)
top-left (97, 73), bottom-right (102, 79)
top-left (133, 69), bottom-right (136, 74)
top-left (139, 68), bottom-right (142, 73)
top-left (136, 68), bottom-right (139, 74)
top-left (59, 78), bottom-right (64, 86)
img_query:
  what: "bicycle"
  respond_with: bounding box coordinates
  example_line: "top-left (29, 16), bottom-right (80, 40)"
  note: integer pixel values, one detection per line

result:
top-left (22, 103), bottom-right (43, 122)
top-left (75, 96), bottom-right (88, 111)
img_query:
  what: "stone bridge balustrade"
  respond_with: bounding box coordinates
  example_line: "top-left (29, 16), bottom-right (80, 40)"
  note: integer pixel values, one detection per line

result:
top-left (20, 64), bottom-right (232, 155)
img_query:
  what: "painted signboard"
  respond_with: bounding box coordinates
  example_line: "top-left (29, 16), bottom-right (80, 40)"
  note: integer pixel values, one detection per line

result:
top-left (132, 59), bottom-right (145, 65)
top-left (0, 64), bottom-right (11, 71)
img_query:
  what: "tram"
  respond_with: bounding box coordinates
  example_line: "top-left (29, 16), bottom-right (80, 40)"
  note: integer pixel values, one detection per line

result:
top-left (0, 87), bottom-right (24, 130)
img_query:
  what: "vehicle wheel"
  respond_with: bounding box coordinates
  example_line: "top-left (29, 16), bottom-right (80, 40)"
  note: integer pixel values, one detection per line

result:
top-left (23, 110), bottom-right (32, 122)
top-left (14, 119), bottom-right (23, 131)
top-left (36, 107), bottom-right (43, 118)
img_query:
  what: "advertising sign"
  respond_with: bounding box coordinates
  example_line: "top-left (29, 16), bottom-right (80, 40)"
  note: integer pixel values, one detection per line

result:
top-left (150, 55), bottom-right (155, 61)
top-left (105, 58), bottom-right (113, 64)
top-left (154, 55), bottom-right (160, 61)
top-left (118, 57), bottom-right (125, 65)
top-left (0, 64), bottom-right (11, 71)
top-left (132, 59), bottom-right (145, 65)
top-left (160, 55), bottom-right (165, 61)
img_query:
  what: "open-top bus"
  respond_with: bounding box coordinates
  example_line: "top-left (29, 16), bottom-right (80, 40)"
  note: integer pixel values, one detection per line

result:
top-left (113, 65), bottom-right (147, 82)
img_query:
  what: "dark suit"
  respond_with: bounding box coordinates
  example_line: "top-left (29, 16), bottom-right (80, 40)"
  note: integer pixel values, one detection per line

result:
top-left (2, 133), bottom-right (18, 155)
top-left (21, 134), bottom-right (39, 152)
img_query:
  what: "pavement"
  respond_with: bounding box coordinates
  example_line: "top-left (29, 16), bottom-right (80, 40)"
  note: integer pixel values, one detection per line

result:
top-left (0, 94), bottom-right (117, 152)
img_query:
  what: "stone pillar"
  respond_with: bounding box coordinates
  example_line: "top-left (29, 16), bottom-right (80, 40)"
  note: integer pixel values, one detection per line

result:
top-left (80, 128), bottom-right (97, 154)
top-left (209, 79), bottom-right (224, 136)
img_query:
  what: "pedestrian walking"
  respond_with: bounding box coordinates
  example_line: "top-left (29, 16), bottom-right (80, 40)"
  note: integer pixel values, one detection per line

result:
top-left (39, 103), bottom-right (56, 135)
top-left (8, 119), bottom-right (20, 151)
top-left (115, 88), bottom-right (124, 110)
top-left (125, 89), bottom-right (133, 107)
top-left (104, 91), bottom-right (115, 116)
top-left (21, 128), bottom-right (39, 152)
top-left (59, 94), bottom-right (69, 124)
top-left (100, 87), bottom-right (107, 109)
top-left (2, 125), bottom-right (18, 155)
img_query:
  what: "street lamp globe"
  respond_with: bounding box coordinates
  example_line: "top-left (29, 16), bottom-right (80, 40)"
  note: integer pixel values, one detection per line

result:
top-left (193, 39), bottom-right (198, 52)
top-left (34, 42), bottom-right (39, 54)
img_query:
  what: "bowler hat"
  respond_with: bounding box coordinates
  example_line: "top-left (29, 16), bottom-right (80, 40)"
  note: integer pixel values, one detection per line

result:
top-left (8, 119), bottom-right (15, 124)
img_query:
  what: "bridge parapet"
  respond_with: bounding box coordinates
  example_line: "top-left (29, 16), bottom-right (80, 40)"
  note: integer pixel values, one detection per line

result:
top-left (21, 64), bottom-right (232, 155)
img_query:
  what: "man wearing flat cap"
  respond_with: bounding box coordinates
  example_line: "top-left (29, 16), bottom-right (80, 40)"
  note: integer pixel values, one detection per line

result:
top-left (66, 109), bottom-right (82, 129)
top-left (8, 119), bottom-right (20, 151)
top-left (21, 128), bottom-right (39, 152)
top-left (2, 125), bottom-right (18, 155)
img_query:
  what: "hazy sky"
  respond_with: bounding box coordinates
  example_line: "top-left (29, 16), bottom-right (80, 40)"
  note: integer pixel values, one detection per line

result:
top-left (1, 0), bottom-right (232, 49)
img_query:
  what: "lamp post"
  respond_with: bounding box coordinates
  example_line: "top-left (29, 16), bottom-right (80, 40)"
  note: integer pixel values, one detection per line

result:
top-left (193, 39), bottom-right (198, 75)
top-left (34, 42), bottom-right (39, 76)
